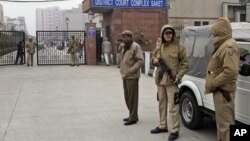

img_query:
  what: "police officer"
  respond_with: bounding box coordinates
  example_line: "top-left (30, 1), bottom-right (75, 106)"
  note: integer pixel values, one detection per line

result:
top-left (25, 38), bottom-right (36, 66)
top-left (120, 30), bottom-right (144, 126)
top-left (205, 17), bottom-right (240, 141)
top-left (68, 35), bottom-right (79, 66)
top-left (151, 25), bottom-right (188, 141)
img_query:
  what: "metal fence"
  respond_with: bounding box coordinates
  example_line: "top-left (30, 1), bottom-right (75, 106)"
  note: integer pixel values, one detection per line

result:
top-left (36, 31), bottom-right (86, 65)
top-left (0, 31), bottom-right (25, 66)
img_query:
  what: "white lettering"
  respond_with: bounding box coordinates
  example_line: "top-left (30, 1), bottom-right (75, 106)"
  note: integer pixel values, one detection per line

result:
top-left (115, 0), bottom-right (129, 6)
top-left (241, 129), bottom-right (247, 136)
top-left (151, 1), bottom-right (163, 7)
top-left (131, 0), bottom-right (149, 7)
top-left (234, 129), bottom-right (248, 136)
top-left (234, 129), bottom-right (241, 136)
top-left (95, 0), bottom-right (113, 6)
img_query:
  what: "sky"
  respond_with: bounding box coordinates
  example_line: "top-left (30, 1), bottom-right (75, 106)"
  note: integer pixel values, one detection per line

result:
top-left (1, 0), bottom-right (83, 36)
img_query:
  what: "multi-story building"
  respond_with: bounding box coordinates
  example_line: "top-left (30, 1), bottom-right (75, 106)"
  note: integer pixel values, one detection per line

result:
top-left (168, 0), bottom-right (250, 27)
top-left (36, 5), bottom-right (89, 31)
top-left (5, 16), bottom-right (28, 33)
top-left (63, 4), bottom-right (89, 31)
top-left (0, 3), bottom-right (4, 30)
top-left (36, 7), bottom-right (63, 31)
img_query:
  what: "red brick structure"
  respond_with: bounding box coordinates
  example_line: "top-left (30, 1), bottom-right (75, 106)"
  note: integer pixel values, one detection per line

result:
top-left (82, 0), bottom-right (168, 64)
top-left (85, 23), bottom-right (97, 65)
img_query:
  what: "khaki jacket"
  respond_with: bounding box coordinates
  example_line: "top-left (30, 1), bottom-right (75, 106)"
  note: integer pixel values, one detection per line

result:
top-left (25, 42), bottom-right (36, 54)
top-left (120, 42), bottom-right (144, 79)
top-left (205, 17), bottom-right (240, 94)
top-left (152, 25), bottom-right (189, 86)
top-left (102, 41), bottom-right (112, 53)
top-left (69, 39), bottom-right (79, 53)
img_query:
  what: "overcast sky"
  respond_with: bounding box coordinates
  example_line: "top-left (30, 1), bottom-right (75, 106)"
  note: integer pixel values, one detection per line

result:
top-left (1, 0), bottom-right (82, 36)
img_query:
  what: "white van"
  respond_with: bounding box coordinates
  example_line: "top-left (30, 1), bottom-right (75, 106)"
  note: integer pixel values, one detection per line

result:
top-left (179, 24), bottom-right (250, 129)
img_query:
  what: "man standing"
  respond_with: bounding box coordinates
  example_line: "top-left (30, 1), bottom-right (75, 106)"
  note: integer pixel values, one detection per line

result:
top-left (68, 35), bottom-right (79, 66)
top-left (15, 41), bottom-right (24, 64)
top-left (102, 37), bottom-right (112, 66)
top-left (25, 38), bottom-right (36, 66)
top-left (205, 17), bottom-right (240, 141)
top-left (120, 30), bottom-right (144, 126)
top-left (151, 25), bottom-right (188, 141)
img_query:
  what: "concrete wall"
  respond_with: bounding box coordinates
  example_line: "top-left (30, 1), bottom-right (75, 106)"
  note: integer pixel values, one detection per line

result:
top-left (247, 3), bottom-right (250, 22)
top-left (168, 0), bottom-right (239, 26)
top-left (0, 4), bottom-right (3, 30)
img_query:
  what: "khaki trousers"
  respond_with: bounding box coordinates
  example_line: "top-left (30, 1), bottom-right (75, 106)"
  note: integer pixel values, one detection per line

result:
top-left (27, 53), bottom-right (34, 66)
top-left (70, 52), bottom-right (78, 65)
top-left (123, 79), bottom-right (139, 121)
top-left (213, 90), bottom-right (235, 141)
top-left (157, 85), bottom-right (180, 133)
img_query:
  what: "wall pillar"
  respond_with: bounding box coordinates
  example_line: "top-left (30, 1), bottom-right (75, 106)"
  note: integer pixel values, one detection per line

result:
top-left (85, 23), bottom-right (97, 65)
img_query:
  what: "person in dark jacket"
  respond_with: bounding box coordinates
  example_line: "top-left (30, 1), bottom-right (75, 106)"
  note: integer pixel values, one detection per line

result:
top-left (15, 41), bottom-right (25, 64)
top-left (120, 30), bottom-right (144, 126)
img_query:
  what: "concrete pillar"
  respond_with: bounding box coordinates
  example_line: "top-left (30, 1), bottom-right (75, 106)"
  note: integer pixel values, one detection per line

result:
top-left (235, 10), bottom-right (241, 22)
top-left (85, 23), bottom-right (97, 65)
top-left (222, 3), bottom-right (228, 17)
top-left (246, 3), bottom-right (250, 22)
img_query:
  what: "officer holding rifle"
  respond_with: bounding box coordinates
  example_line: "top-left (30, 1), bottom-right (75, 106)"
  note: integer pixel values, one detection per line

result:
top-left (151, 25), bottom-right (188, 141)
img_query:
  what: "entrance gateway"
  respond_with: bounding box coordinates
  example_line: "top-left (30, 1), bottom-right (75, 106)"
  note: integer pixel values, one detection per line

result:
top-left (83, 0), bottom-right (168, 65)
top-left (36, 31), bottom-right (86, 65)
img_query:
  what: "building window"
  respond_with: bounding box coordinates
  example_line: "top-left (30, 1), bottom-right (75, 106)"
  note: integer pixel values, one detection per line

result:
top-left (194, 21), bottom-right (201, 26)
top-left (203, 21), bottom-right (209, 25)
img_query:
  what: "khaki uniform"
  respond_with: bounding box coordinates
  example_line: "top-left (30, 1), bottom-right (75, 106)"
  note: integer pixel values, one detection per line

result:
top-left (152, 25), bottom-right (188, 133)
top-left (69, 39), bottom-right (79, 65)
top-left (205, 17), bottom-right (240, 141)
top-left (25, 40), bottom-right (36, 66)
top-left (120, 41), bottom-right (144, 121)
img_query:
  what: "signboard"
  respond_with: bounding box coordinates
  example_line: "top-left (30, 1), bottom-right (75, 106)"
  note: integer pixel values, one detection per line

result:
top-left (92, 0), bottom-right (166, 9)
top-left (88, 27), bottom-right (96, 36)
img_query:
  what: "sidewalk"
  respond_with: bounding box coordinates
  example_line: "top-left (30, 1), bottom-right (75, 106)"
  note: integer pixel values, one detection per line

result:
top-left (0, 65), bottom-right (216, 141)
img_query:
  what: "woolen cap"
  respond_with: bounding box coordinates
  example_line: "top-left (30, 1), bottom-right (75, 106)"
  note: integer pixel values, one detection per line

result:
top-left (121, 30), bottom-right (133, 36)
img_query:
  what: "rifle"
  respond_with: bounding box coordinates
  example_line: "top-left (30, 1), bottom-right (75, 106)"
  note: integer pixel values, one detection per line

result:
top-left (216, 87), bottom-right (231, 102)
top-left (158, 58), bottom-right (179, 104)
top-left (158, 58), bottom-right (176, 82)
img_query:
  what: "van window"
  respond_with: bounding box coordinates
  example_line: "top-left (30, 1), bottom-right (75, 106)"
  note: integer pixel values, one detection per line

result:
top-left (238, 42), bottom-right (250, 76)
top-left (193, 37), bottom-right (210, 57)
top-left (184, 36), bottom-right (195, 57)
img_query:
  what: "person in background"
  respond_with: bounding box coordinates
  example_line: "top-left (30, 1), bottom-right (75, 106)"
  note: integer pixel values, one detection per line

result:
top-left (151, 25), bottom-right (188, 141)
top-left (78, 39), bottom-right (84, 59)
top-left (15, 41), bottom-right (25, 65)
top-left (205, 17), bottom-right (240, 141)
top-left (68, 35), bottom-right (79, 66)
top-left (102, 37), bottom-right (112, 66)
top-left (120, 30), bottom-right (144, 126)
top-left (25, 38), bottom-right (36, 66)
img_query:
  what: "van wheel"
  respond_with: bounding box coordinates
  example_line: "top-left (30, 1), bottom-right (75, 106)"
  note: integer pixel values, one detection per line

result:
top-left (180, 91), bottom-right (204, 129)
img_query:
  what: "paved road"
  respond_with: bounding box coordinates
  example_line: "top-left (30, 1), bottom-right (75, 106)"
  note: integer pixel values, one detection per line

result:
top-left (0, 65), bottom-right (217, 141)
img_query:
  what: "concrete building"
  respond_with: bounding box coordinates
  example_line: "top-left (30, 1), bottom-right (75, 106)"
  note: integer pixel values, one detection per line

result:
top-left (36, 7), bottom-right (63, 31)
top-left (63, 4), bottom-right (89, 31)
top-left (0, 3), bottom-right (4, 30)
top-left (168, 0), bottom-right (249, 27)
top-left (5, 16), bottom-right (28, 33)
top-left (36, 5), bottom-right (89, 31)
